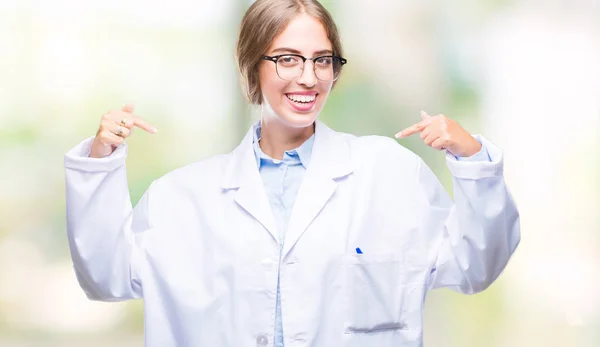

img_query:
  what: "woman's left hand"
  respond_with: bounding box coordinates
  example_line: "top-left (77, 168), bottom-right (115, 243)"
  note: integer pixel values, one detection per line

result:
top-left (395, 111), bottom-right (482, 157)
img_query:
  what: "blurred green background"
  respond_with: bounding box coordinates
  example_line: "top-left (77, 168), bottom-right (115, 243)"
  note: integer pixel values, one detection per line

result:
top-left (1, 0), bottom-right (599, 346)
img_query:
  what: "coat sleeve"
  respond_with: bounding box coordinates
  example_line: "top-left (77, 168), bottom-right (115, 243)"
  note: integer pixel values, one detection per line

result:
top-left (64, 137), bottom-right (152, 301)
top-left (416, 135), bottom-right (520, 294)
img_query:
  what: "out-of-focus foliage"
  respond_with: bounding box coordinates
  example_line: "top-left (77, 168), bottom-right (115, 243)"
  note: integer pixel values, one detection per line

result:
top-left (0, 0), bottom-right (598, 346)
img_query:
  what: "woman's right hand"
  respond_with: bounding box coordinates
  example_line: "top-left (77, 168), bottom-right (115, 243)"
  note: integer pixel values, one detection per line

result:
top-left (90, 104), bottom-right (157, 158)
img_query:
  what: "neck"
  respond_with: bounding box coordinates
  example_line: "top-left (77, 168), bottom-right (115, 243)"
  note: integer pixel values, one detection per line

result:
top-left (258, 118), bottom-right (315, 160)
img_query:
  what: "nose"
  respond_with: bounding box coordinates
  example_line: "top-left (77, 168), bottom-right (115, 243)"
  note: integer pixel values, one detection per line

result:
top-left (296, 60), bottom-right (317, 88)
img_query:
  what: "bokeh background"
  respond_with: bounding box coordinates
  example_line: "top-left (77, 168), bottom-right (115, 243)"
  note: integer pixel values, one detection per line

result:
top-left (1, 0), bottom-right (599, 346)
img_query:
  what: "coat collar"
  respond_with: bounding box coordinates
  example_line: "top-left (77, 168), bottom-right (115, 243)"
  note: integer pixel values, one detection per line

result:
top-left (221, 120), bottom-right (353, 256)
top-left (221, 119), bottom-right (353, 189)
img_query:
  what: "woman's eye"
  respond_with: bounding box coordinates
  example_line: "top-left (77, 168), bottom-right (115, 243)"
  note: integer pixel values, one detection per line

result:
top-left (279, 56), bottom-right (299, 65)
top-left (316, 57), bottom-right (333, 66)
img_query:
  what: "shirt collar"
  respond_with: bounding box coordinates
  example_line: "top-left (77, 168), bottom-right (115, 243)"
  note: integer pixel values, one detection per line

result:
top-left (221, 119), bottom-right (353, 190)
top-left (252, 121), bottom-right (315, 169)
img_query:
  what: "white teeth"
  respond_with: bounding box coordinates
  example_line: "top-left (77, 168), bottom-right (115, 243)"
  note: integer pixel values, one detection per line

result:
top-left (287, 94), bottom-right (316, 103)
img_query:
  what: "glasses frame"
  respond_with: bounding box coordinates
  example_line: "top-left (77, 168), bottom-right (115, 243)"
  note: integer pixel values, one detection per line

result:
top-left (261, 54), bottom-right (348, 82)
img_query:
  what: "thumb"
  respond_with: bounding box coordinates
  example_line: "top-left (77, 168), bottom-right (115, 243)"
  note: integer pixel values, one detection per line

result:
top-left (420, 110), bottom-right (431, 120)
top-left (122, 104), bottom-right (135, 114)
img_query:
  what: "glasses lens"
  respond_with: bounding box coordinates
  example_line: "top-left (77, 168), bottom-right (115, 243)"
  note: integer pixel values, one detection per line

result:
top-left (276, 55), bottom-right (303, 81)
top-left (274, 55), bottom-right (344, 81)
top-left (315, 56), bottom-right (342, 81)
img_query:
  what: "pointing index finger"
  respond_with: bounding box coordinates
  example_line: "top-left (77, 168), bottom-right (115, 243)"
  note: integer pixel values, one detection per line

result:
top-left (133, 116), bottom-right (158, 134)
top-left (395, 119), bottom-right (429, 139)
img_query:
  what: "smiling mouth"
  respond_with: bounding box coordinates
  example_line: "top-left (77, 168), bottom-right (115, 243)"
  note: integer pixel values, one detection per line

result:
top-left (285, 93), bottom-right (318, 104)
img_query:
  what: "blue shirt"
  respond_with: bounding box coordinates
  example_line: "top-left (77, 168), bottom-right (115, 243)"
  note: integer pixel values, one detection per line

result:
top-left (252, 122), bottom-right (489, 347)
top-left (252, 123), bottom-right (314, 347)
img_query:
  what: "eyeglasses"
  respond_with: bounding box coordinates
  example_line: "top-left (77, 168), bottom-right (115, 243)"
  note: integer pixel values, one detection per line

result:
top-left (261, 54), bottom-right (348, 82)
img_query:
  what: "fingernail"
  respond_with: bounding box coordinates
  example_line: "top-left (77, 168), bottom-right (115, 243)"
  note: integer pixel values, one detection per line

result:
top-left (395, 132), bottom-right (403, 139)
top-left (151, 127), bottom-right (158, 134)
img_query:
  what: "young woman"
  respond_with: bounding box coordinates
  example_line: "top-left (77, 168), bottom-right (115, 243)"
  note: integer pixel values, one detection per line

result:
top-left (64, 1), bottom-right (520, 346)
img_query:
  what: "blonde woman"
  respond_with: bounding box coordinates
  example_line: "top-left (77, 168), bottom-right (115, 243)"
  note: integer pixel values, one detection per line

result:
top-left (64, 0), bottom-right (520, 346)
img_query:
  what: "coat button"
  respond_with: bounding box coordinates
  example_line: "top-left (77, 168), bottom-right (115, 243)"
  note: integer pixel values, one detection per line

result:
top-left (256, 335), bottom-right (269, 346)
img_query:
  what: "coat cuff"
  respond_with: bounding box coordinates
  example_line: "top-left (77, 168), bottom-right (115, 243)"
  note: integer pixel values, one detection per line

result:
top-left (445, 135), bottom-right (504, 180)
top-left (64, 136), bottom-right (128, 173)
top-left (455, 138), bottom-right (491, 162)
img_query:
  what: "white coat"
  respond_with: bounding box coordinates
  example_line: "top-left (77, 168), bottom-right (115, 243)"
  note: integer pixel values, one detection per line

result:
top-left (64, 120), bottom-right (520, 347)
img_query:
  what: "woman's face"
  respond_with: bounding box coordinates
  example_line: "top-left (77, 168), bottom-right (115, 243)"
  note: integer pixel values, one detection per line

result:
top-left (258, 14), bottom-right (334, 128)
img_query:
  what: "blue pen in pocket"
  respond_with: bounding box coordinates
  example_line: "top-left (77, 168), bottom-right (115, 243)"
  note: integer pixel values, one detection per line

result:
top-left (355, 247), bottom-right (363, 254)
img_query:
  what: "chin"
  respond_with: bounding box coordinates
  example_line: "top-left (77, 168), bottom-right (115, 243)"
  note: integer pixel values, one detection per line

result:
top-left (277, 110), bottom-right (319, 128)
top-left (262, 93), bottom-right (327, 129)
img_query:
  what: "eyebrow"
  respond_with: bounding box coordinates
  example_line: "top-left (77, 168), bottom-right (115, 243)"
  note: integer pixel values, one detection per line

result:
top-left (270, 47), bottom-right (334, 56)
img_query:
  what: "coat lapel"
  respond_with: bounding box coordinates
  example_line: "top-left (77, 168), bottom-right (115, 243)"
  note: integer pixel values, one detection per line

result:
top-left (221, 120), bottom-right (354, 255)
top-left (221, 126), bottom-right (279, 243)
top-left (281, 120), bottom-right (353, 259)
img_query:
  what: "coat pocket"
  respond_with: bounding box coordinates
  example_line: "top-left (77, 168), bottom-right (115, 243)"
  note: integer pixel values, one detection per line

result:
top-left (342, 252), bottom-right (428, 340)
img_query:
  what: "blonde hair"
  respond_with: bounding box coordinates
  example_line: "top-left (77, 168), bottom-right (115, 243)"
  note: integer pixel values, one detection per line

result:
top-left (236, 0), bottom-right (344, 105)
